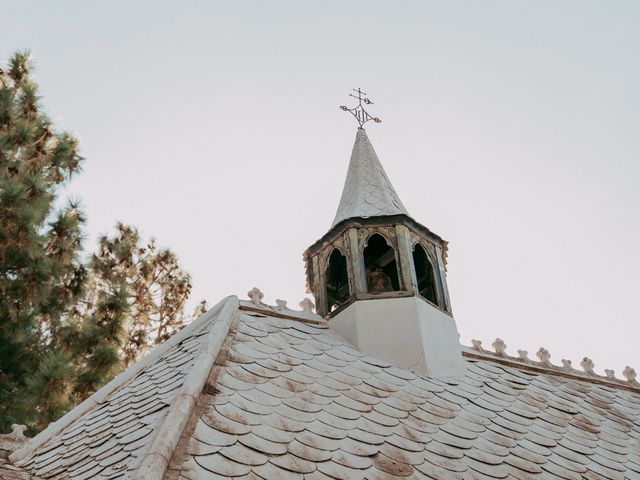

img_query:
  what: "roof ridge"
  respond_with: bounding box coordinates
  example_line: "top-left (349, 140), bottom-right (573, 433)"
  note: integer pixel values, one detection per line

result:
top-left (464, 338), bottom-right (640, 392)
top-left (130, 296), bottom-right (239, 480)
top-left (10, 296), bottom-right (237, 464)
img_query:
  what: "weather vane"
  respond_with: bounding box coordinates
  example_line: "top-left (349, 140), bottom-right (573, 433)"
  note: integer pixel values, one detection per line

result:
top-left (340, 88), bottom-right (382, 129)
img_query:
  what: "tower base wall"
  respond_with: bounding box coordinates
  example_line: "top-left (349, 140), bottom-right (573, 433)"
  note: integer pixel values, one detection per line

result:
top-left (329, 296), bottom-right (465, 378)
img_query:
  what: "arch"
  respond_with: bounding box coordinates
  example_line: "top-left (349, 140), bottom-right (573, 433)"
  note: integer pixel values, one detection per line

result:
top-left (359, 228), bottom-right (398, 256)
top-left (363, 234), bottom-right (399, 292)
top-left (412, 243), bottom-right (438, 305)
top-left (325, 249), bottom-right (349, 311)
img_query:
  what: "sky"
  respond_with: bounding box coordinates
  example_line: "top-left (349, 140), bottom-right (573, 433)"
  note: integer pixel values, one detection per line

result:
top-left (3, 1), bottom-right (639, 376)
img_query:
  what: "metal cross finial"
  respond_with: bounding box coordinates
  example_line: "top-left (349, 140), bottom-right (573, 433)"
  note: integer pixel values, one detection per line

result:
top-left (340, 88), bottom-right (382, 129)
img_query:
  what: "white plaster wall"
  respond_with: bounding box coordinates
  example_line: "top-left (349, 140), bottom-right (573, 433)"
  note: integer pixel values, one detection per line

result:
top-left (330, 296), bottom-right (465, 378)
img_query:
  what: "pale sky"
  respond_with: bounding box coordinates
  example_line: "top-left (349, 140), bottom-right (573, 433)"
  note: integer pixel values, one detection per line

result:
top-left (3, 1), bottom-right (639, 376)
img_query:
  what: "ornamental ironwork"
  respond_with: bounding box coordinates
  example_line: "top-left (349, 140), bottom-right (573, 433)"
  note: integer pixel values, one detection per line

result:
top-left (340, 88), bottom-right (381, 128)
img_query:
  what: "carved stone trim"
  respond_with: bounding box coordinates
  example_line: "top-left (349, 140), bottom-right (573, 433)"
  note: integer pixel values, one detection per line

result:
top-left (358, 226), bottom-right (398, 252)
top-left (464, 341), bottom-right (640, 390)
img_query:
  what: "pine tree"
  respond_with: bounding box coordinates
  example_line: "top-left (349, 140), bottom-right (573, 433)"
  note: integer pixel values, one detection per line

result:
top-left (77, 224), bottom-right (194, 377)
top-left (0, 52), bottom-right (203, 433)
top-left (0, 51), bottom-right (85, 432)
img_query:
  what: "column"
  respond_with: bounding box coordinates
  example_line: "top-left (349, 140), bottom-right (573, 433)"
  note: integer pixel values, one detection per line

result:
top-left (395, 224), bottom-right (418, 293)
top-left (347, 228), bottom-right (367, 294)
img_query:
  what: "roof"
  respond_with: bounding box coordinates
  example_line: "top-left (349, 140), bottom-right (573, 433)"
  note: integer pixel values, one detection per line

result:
top-left (5, 295), bottom-right (640, 480)
top-left (0, 459), bottom-right (37, 480)
top-left (331, 129), bottom-right (409, 228)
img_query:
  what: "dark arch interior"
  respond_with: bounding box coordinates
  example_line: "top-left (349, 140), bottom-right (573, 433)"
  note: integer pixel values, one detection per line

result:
top-left (413, 243), bottom-right (438, 305)
top-left (363, 234), bottom-right (399, 292)
top-left (325, 249), bottom-right (349, 311)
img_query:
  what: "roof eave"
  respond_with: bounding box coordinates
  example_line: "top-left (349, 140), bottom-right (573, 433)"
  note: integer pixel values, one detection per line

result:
top-left (305, 213), bottom-right (448, 258)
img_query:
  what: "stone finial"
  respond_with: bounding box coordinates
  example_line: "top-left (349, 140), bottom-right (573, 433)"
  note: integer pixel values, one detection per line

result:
top-left (247, 287), bottom-right (264, 305)
top-left (299, 298), bottom-right (315, 313)
top-left (7, 424), bottom-right (25, 440)
top-left (604, 369), bottom-right (616, 380)
top-left (561, 359), bottom-right (573, 370)
top-left (492, 338), bottom-right (507, 356)
top-left (517, 350), bottom-right (529, 361)
top-left (471, 339), bottom-right (483, 351)
top-left (536, 348), bottom-right (551, 366)
top-left (580, 357), bottom-right (595, 375)
top-left (623, 366), bottom-right (637, 383)
top-left (275, 299), bottom-right (288, 310)
top-left (0, 424), bottom-right (27, 452)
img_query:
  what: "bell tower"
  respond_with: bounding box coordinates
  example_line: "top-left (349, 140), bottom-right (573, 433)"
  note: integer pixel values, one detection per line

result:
top-left (304, 128), bottom-right (451, 317)
top-left (303, 89), bottom-right (464, 378)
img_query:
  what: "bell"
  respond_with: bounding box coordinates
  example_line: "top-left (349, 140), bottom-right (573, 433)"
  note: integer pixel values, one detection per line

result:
top-left (367, 268), bottom-right (393, 293)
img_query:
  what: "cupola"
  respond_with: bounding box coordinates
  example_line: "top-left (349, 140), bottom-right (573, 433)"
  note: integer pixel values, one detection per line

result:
top-left (303, 89), bottom-right (464, 377)
top-left (304, 128), bottom-right (451, 317)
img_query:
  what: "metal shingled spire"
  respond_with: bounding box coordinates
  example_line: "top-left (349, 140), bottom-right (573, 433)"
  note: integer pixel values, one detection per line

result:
top-left (331, 128), bottom-right (409, 227)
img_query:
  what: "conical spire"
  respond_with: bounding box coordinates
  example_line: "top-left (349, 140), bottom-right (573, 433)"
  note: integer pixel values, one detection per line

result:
top-left (331, 129), bottom-right (409, 227)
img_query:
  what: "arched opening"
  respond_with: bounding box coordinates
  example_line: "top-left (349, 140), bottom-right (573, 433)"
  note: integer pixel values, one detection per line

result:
top-left (325, 249), bottom-right (349, 311)
top-left (413, 243), bottom-right (438, 305)
top-left (363, 234), bottom-right (399, 292)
